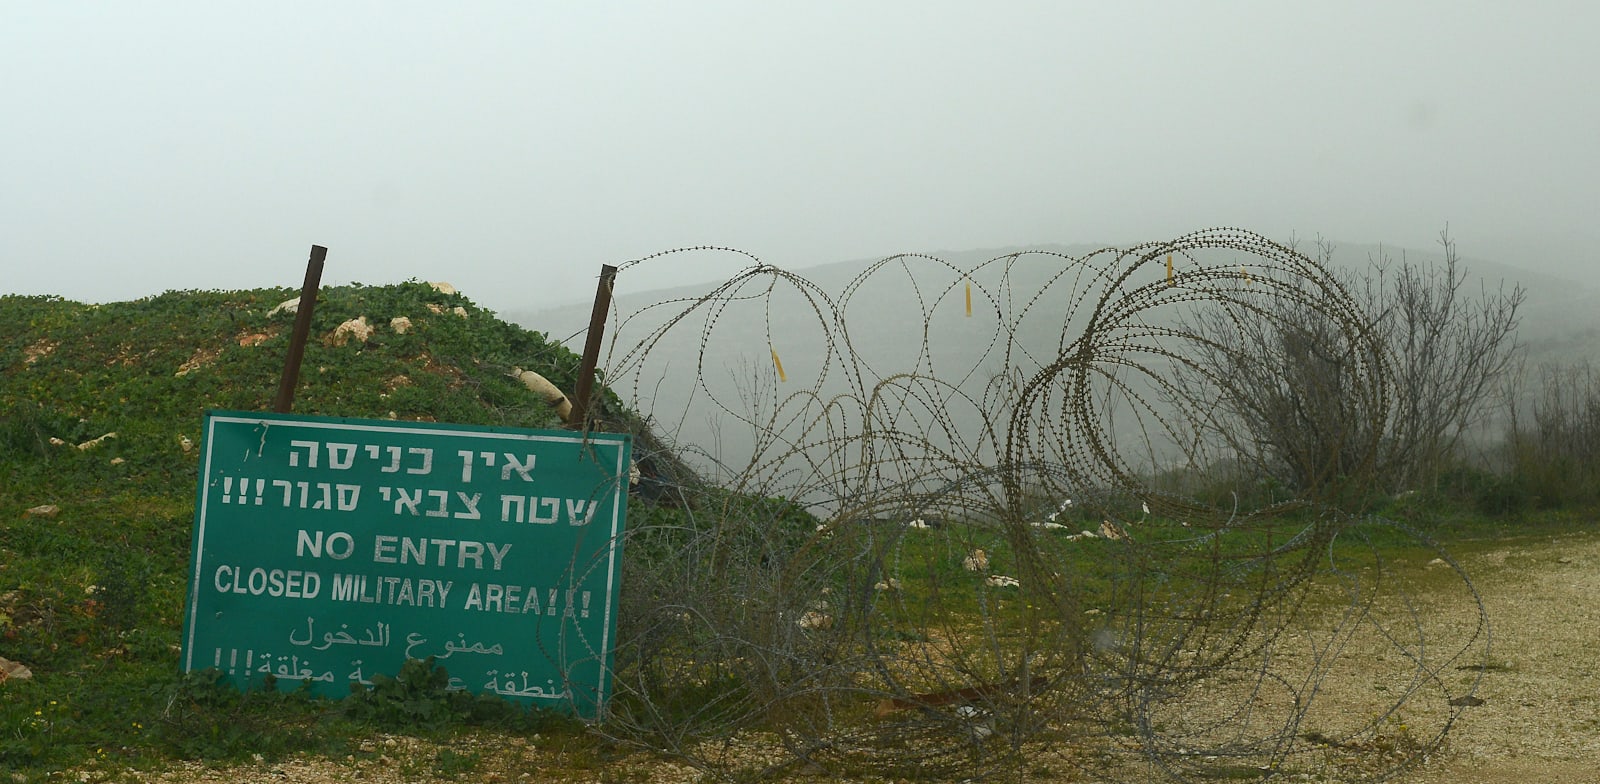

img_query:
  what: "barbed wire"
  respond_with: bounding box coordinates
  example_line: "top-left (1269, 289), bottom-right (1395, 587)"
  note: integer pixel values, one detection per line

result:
top-left (580, 228), bottom-right (1488, 782)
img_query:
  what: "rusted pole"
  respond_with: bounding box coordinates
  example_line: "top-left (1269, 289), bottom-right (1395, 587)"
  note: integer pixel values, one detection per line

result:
top-left (570, 264), bottom-right (617, 429)
top-left (273, 245), bottom-right (327, 413)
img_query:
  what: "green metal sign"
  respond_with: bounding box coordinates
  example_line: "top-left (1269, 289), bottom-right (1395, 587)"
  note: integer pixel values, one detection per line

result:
top-left (181, 410), bottom-right (631, 719)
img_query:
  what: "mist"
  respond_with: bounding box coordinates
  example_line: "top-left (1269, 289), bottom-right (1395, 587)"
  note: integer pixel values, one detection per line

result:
top-left (3, 2), bottom-right (1597, 314)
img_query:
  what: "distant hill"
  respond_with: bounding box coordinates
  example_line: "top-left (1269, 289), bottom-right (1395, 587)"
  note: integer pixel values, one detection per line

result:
top-left (507, 238), bottom-right (1600, 471)
top-left (514, 238), bottom-right (1599, 364)
top-left (512, 238), bottom-right (1597, 339)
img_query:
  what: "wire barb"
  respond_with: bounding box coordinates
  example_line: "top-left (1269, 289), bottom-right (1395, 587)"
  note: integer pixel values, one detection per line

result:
top-left (589, 230), bottom-right (1488, 782)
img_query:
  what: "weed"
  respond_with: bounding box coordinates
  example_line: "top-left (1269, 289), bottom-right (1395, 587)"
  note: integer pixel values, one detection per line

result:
top-left (430, 748), bottom-right (482, 778)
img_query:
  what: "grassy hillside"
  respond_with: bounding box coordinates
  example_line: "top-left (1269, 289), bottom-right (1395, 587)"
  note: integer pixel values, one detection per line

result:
top-left (2, 282), bottom-right (590, 487)
top-left (0, 281), bottom-right (599, 772)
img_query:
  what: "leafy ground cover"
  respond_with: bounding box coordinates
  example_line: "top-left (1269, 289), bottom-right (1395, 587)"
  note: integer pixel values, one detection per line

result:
top-left (0, 283), bottom-right (600, 777)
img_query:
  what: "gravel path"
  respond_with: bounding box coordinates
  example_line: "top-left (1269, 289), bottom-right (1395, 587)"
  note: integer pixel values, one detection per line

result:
top-left (1391, 529), bottom-right (1600, 783)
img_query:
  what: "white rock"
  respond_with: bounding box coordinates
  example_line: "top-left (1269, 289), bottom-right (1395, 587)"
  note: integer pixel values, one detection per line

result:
top-left (429, 281), bottom-right (458, 296)
top-left (963, 549), bottom-right (989, 572)
top-left (985, 575), bottom-right (1020, 588)
top-left (798, 611), bottom-right (832, 630)
top-left (24, 504), bottom-right (59, 518)
top-left (512, 368), bottom-right (574, 423)
top-left (452, 306), bottom-right (468, 318)
top-left (179, 435), bottom-right (194, 452)
top-left (267, 297), bottom-right (299, 317)
top-left (0, 656), bottom-right (32, 683)
top-left (77, 432), bottom-right (117, 450)
top-left (390, 316), bottom-right (413, 334)
top-left (329, 316), bottom-right (373, 346)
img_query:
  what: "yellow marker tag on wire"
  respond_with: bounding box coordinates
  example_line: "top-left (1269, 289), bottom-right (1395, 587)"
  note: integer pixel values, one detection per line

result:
top-left (1166, 253), bottom-right (1174, 285)
top-left (1241, 265), bottom-right (1252, 284)
top-left (965, 282), bottom-right (972, 317)
top-left (771, 347), bottom-right (788, 382)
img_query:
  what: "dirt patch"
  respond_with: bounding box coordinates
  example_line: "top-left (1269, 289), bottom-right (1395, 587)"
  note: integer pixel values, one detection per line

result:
top-left (23, 338), bottom-right (58, 365)
top-left (175, 346), bottom-right (223, 377)
top-left (235, 328), bottom-right (278, 347)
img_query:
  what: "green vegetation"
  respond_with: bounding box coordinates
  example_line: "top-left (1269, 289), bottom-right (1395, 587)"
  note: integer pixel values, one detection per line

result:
top-left (0, 283), bottom-right (600, 776)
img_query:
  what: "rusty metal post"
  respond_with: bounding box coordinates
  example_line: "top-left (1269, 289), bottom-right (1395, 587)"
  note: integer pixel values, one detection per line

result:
top-left (273, 245), bottom-right (327, 413)
top-left (570, 264), bottom-right (618, 429)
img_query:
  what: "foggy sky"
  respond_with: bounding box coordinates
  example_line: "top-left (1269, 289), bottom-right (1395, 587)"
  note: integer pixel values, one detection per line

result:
top-left (3, 1), bottom-right (1597, 315)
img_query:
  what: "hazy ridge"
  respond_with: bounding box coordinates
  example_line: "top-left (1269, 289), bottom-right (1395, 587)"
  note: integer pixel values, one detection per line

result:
top-left (508, 240), bottom-right (1600, 473)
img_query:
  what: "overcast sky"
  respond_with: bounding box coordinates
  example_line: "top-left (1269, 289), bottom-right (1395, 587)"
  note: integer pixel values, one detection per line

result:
top-left (4, 1), bottom-right (1596, 315)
